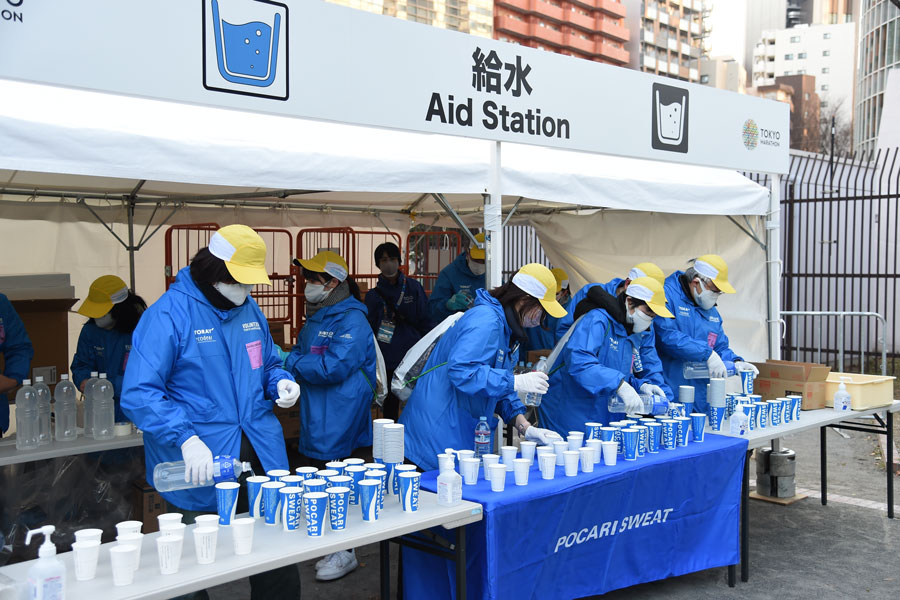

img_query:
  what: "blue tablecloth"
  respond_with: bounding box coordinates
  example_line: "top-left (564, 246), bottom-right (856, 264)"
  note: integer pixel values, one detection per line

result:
top-left (403, 433), bottom-right (747, 600)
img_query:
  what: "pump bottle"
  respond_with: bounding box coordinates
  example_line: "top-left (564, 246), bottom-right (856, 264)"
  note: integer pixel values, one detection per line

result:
top-left (25, 525), bottom-right (65, 600)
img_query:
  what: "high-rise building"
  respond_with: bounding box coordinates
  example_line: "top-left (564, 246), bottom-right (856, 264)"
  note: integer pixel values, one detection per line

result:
top-left (327, 0), bottom-right (495, 38)
top-left (700, 55), bottom-right (747, 93)
top-left (776, 74), bottom-right (822, 150)
top-left (624, 0), bottom-right (710, 83)
top-left (492, 0), bottom-right (630, 65)
top-left (854, 0), bottom-right (900, 154)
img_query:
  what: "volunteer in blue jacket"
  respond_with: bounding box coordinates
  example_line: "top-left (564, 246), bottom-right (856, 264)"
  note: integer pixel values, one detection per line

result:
top-left (71, 275), bottom-right (147, 422)
top-left (654, 254), bottom-right (759, 411)
top-left (121, 225), bottom-right (301, 598)
top-left (428, 232), bottom-right (487, 323)
top-left (364, 242), bottom-right (431, 421)
top-left (287, 250), bottom-right (375, 582)
top-left (539, 277), bottom-right (674, 436)
top-left (523, 267), bottom-right (570, 352)
top-left (0, 293), bottom-right (33, 436)
top-left (400, 264), bottom-right (565, 472)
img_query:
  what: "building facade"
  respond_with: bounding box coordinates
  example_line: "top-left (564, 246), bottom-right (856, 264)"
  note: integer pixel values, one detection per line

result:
top-left (699, 55), bottom-right (746, 93)
top-left (855, 0), bottom-right (900, 154)
top-left (328, 0), bottom-right (495, 38)
top-left (624, 0), bottom-right (709, 83)
top-left (777, 74), bottom-right (822, 150)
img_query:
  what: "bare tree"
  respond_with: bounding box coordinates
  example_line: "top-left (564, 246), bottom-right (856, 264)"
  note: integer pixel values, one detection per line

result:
top-left (817, 97), bottom-right (853, 156)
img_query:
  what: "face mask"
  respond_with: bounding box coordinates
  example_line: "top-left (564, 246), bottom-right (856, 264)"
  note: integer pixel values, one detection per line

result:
top-left (468, 258), bottom-right (486, 276)
top-left (627, 306), bottom-right (655, 333)
top-left (380, 259), bottom-right (399, 278)
top-left (94, 313), bottom-right (115, 330)
top-left (305, 282), bottom-right (332, 304)
top-left (214, 282), bottom-right (253, 306)
top-left (692, 279), bottom-right (720, 310)
top-left (522, 307), bottom-right (543, 329)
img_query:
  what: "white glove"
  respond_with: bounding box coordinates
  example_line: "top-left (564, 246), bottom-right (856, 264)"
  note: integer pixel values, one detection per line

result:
top-left (734, 361), bottom-right (759, 377)
top-left (180, 435), bottom-right (214, 486)
top-left (706, 351), bottom-right (728, 379)
top-left (523, 426), bottom-right (562, 446)
top-left (640, 382), bottom-right (667, 400)
top-left (514, 371), bottom-right (549, 395)
top-left (617, 382), bottom-right (644, 415)
top-left (276, 379), bottom-right (300, 408)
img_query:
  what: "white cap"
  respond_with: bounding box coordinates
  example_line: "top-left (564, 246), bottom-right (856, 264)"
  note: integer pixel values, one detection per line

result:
top-left (35, 376), bottom-right (43, 383)
top-left (90, 371), bottom-right (99, 377)
top-left (60, 374), bottom-right (69, 380)
top-left (23, 379), bottom-right (31, 385)
top-left (99, 373), bottom-right (107, 379)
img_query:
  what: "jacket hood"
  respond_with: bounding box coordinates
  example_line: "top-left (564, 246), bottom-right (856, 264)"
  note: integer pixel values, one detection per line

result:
top-left (575, 285), bottom-right (633, 335)
top-left (472, 288), bottom-right (517, 345)
top-left (453, 251), bottom-right (479, 278)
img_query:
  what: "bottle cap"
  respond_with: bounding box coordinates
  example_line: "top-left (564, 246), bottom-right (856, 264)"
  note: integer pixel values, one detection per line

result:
top-left (23, 379), bottom-right (31, 385)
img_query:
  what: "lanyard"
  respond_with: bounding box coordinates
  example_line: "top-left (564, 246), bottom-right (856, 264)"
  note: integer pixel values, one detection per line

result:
top-left (380, 275), bottom-right (407, 313)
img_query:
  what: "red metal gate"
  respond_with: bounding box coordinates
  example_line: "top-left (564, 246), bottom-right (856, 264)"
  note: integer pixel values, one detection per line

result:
top-left (405, 230), bottom-right (462, 295)
top-left (164, 223), bottom-right (219, 288)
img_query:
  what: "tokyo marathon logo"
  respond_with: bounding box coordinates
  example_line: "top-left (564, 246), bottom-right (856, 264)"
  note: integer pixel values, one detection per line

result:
top-left (742, 119), bottom-right (759, 150)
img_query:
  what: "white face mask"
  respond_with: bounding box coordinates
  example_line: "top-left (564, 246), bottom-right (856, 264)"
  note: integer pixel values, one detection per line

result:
top-left (522, 307), bottom-right (543, 329)
top-left (468, 257), bottom-right (486, 276)
top-left (214, 282), bottom-right (253, 306)
top-left (692, 279), bottom-right (721, 310)
top-left (305, 282), bottom-right (332, 304)
top-left (379, 259), bottom-right (399, 278)
top-left (628, 306), bottom-right (655, 333)
top-left (94, 312), bottom-right (115, 330)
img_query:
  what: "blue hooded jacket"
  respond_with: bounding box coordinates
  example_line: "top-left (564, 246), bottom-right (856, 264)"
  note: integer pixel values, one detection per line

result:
top-left (286, 292), bottom-right (375, 461)
top-left (655, 271), bottom-right (743, 411)
top-left (428, 252), bottom-right (486, 323)
top-left (0, 293), bottom-right (33, 433)
top-left (554, 279), bottom-right (624, 341)
top-left (540, 306), bottom-right (643, 436)
top-left (121, 267), bottom-right (291, 511)
top-left (364, 272), bottom-right (431, 372)
top-left (71, 322), bottom-right (132, 422)
top-left (399, 289), bottom-right (526, 472)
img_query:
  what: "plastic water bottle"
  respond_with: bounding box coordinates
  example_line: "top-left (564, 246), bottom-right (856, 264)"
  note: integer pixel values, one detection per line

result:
top-left (524, 356), bottom-right (549, 407)
top-left (53, 375), bottom-right (78, 442)
top-left (608, 392), bottom-right (670, 416)
top-left (474, 416), bottom-right (491, 459)
top-left (82, 371), bottom-right (99, 436)
top-left (15, 380), bottom-right (40, 450)
top-left (91, 374), bottom-right (115, 441)
top-left (682, 360), bottom-right (736, 379)
top-left (436, 459), bottom-right (462, 506)
top-left (33, 376), bottom-right (52, 445)
top-left (152, 455), bottom-right (252, 492)
top-left (833, 377), bottom-right (852, 411)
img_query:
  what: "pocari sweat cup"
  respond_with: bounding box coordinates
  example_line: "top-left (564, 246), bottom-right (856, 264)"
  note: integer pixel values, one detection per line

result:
top-left (303, 492), bottom-right (328, 537)
top-left (261, 481), bottom-right (285, 526)
top-left (215, 482), bottom-right (240, 526)
top-left (327, 486), bottom-right (350, 530)
top-left (358, 479), bottom-right (381, 522)
top-left (279, 487), bottom-right (303, 532)
top-left (622, 428), bottom-right (639, 461)
top-left (245, 476), bottom-right (270, 519)
top-left (345, 466), bottom-right (368, 505)
top-left (398, 472), bottom-right (421, 511)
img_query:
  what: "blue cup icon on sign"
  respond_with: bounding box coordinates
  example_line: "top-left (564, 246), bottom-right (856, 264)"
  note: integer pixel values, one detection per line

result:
top-left (212, 0), bottom-right (280, 87)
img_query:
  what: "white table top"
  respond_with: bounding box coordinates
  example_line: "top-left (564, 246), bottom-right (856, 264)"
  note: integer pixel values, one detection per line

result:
top-left (0, 491), bottom-right (483, 600)
top-left (706, 401), bottom-right (900, 450)
top-left (0, 431), bottom-right (144, 466)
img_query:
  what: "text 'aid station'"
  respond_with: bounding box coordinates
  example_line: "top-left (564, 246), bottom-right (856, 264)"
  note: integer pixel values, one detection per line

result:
top-left (203, 0), bottom-right (288, 100)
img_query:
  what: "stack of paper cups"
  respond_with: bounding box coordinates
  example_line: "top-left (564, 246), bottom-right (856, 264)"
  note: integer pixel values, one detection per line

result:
top-left (372, 418), bottom-right (394, 460)
top-left (708, 378), bottom-right (726, 408)
top-left (382, 423), bottom-right (405, 464)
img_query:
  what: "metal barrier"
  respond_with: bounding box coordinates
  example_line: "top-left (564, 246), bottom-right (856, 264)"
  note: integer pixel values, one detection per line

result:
top-left (163, 223), bottom-right (219, 287)
top-left (406, 230), bottom-right (462, 295)
top-left (782, 310), bottom-right (888, 375)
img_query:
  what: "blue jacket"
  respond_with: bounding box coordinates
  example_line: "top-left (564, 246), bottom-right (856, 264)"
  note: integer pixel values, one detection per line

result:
top-left (364, 273), bottom-right (431, 372)
top-left (554, 279), bottom-right (624, 341)
top-left (428, 252), bottom-right (486, 323)
top-left (540, 307), bottom-right (642, 436)
top-left (71, 322), bottom-right (132, 422)
top-left (655, 271), bottom-right (743, 411)
top-left (120, 267), bottom-right (291, 511)
top-left (522, 315), bottom-right (560, 353)
top-left (399, 289), bottom-right (526, 471)
top-left (0, 294), bottom-right (33, 433)
top-left (286, 294), bottom-right (375, 461)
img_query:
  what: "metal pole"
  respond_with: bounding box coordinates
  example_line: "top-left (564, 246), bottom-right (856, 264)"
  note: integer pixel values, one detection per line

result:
top-left (829, 116), bottom-right (835, 193)
top-left (127, 199), bottom-right (136, 292)
top-left (838, 314), bottom-right (844, 372)
top-left (767, 173), bottom-right (782, 360)
top-left (485, 141), bottom-right (503, 290)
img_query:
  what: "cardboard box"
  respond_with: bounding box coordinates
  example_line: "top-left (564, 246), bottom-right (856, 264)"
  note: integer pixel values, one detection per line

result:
top-left (752, 360), bottom-right (832, 410)
top-left (824, 373), bottom-right (896, 410)
top-left (132, 479), bottom-right (165, 534)
top-left (526, 350), bottom-right (551, 365)
top-left (275, 405), bottom-right (300, 439)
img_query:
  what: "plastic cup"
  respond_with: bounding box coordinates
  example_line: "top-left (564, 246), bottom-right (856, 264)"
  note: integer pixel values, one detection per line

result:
top-left (215, 481), bottom-right (241, 525)
top-left (316, 469), bottom-right (340, 483)
top-left (262, 481), bottom-right (286, 526)
top-left (512, 458), bottom-right (530, 485)
top-left (755, 401), bottom-right (770, 428)
top-left (552, 441), bottom-right (567, 465)
top-left (279, 486), bottom-right (304, 532)
top-left (72, 540), bottom-right (101, 581)
top-left (601, 441), bottom-right (618, 466)
top-left (646, 422), bottom-right (662, 453)
top-left (325, 461), bottom-right (347, 476)
top-left (365, 469), bottom-right (387, 510)
top-left (500, 445), bottom-right (517, 470)
top-left (612, 425), bottom-right (624, 455)
top-left (633, 425), bottom-right (648, 457)
top-left (343, 457), bottom-right (366, 466)
top-left (74, 528), bottom-right (103, 544)
top-left (482, 454), bottom-right (500, 481)
top-left (110, 545), bottom-right (137, 585)
top-left (398, 472), bottom-right (421, 512)
top-left (194, 514), bottom-right (220, 529)
top-left (246, 475), bottom-right (270, 519)
top-left (232, 517), bottom-right (255, 555)
top-left (585, 439), bottom-right (602, 464)
top-left (115, 520), bottom-right (142, 538)
top-left (364, 462), bottom-right (387, 472)
top-left (457, 449), bottom-right (475, 462)
top-left (538, 452), bottom-right (556, 479)
top-left (266, 469), bottom-right (290, 482)
top-left (675, 416), bottom-right (692, 446)
top-left (460, 457), bottom-right (480, 485)
top-left (345, 466), bottom-right (368, 505)
top-left (327, 486), bottom-right (351, 529)
top-left (159, 522), bottom-right (186, 539)
top-left (116, 532), bottom-right (144, 571)
top-left (519, 441), bottom-right (537, 465)
top-left (622, 428), bottom-right (639, 461)
top-left (599, 426), bottom-right (617, 443)
top-left (358, 479), bottom-right (381, 522)
top-left (690, 412), bottom-right (707, 442)
top-left (155, 535), bottom-right (183, 575)
top-left (739, 368), bottom-right (755, 394)
top-left (567, 432), bottom-right (584, 451)
top-left (660, 419), bottom-right (678, 449)
top-left (391, 465), bottom-right (415, 495)
top-left (193, 526), bottom-right (218, 565)
top-left (294, 466), bottom-right (319, 482)
top-left (679, 385), bottom-right (695, 403)
top-left (303, 478), bottom-right (327, 496)
top-left (768, 400), bottom-right (783, 426)
top-left (579, 446), bottom-right (594, 473)
top-left (488, 463), bottom-right (507, 491)
top-left (157, 513), bottom-right (183, 529)
top-left (280, 475), bottom-right (304, 487)
top-left (708, 405), bottom-right (726, 431)
top-left (584, 422), bottom-right (603, 441)
top-left (535, 445), bottom-right (553, 460)
top-left (563, 450), bottom-right (580, 476)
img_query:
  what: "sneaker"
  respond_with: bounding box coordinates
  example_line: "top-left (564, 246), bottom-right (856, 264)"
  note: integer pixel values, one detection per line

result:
top-left (315, 553), bottom-right (334, 570)
top-left (315, 549), bottom-right (358, 581)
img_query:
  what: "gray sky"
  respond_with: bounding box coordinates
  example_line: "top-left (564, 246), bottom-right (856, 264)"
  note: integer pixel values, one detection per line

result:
top-left (707, 0), bottom-right (747, 64)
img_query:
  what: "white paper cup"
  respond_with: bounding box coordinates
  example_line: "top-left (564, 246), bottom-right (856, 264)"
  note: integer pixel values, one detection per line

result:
top-left (193, 526), bottom-right (218, 565)
top-left (232, 517), bottom-right (255, 555)
top-left (601, 441), bottom-right (618, 466)
top-left (194, 514), bottom-right (220, 529)
top-left (585, 439), bottom-right (603, 465)
top-left (74, 528), bottom-right (103, 544)
top-left (115, 520), bottom-right (142, 538)
top-left (579, 446), bottom-right (594, 473)
top-left (488, 463), bottom-right (507, 492)
top-left (110, 545), bottom-right (137, 586)
top-left (567, 432), bottom-right (584, 451)
top-left (457, 450), bottom-right (475, 462)
top-left (552, 441), bottom-right (567, 465)
top-left (563, 450), bottom-right (579, 476)
top-left (460, 457), bottom-right (480, 485)
top-left (539, 452), bottom-right (556, 480)
top-left (535, 446), bottom-right (554, 461)
top-left (156, 535), bottom-right (183, 575)
top-left (512, 458), bottom-right (530, 486)
top-left (157, 513), bottom-right (183, 529)
top-left (482, 454), bottom-right (500, 481)
top-left (159, 522), bottom-right (186, 538)
top-left (519, 441), bottom-right (537, 465)
top-left (72, 540), bottom-right (101, 581)
top-left (500, 445), bottom-right (517, 470)
top-left (116, 532), bottom-right (144, 571)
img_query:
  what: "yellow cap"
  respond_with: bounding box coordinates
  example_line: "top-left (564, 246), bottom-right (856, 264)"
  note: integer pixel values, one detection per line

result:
top-left (512, 264), bottom-right (567, 319)
top-left (694, 254), bottom-right (735, 294)
top-left (77, 275), bottom-right (129, 319)
top-left (208, 225), bottom-right (271, 285)
top-left (628, 262), bottom-right (665, 287)
top-left (550, 267), bottom-right (569, 292)
top-left (293, 251), bottom-right (349, 282)
top-left (625, 276), bottom-right (674, 319)
top-left (468, 232), bottom-right (486, 260)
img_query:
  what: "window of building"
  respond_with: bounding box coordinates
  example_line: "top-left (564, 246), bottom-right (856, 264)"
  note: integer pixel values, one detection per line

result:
top-left (821, 84), bottom-right (829, 91)
top-left (784, 70), bottom-right (793, 75)
top-left (790, 35), bottom-right (800, 43)
top-left (821, 100), bottom-right (829, 108)
top-left (822, 67), bottom-right (830, 74)
top-left (700, 74), bottom-right (709, 83)
top-left (823, 50), bottom-right (830, 56)
top-left (798, 52), bottom-right (807, 59)
top-left (798, 69), bottom-right (806, 74)
top-left (804, 92), bottom-right (810, 100)
top-left (823, 32), bottom-right (831, 39)
top-left (785, 53), bottom-right (794, 60)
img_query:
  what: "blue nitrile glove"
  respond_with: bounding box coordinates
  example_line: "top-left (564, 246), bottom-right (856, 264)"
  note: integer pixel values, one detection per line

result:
top-left (277, 347), bottom-right (290, 368)
top-left (446, 292), bottom-right (470, 312)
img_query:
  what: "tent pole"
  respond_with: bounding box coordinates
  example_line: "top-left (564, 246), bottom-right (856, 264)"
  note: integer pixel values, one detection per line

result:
top-left (485, 141), bottom-right (503, 290)
top-left (766, 173), bottom-right (782, 360)
top-left (127, 198), bottom-right (136, 292)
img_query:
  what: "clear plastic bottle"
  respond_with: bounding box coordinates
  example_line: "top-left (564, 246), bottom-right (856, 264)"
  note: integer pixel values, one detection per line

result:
top-left (436, 460), bottom-right (462, 506)
top-left (152, 455), bottom-right (252, 492)
top-left (15, 380), bottom-right (40, 451)
top-left (25, 525), bottom-right (65, 600)
top-left (82, 371), bottom-right (99, 436)
top-left (33, 377), bottom-right (52, 445)
top-left (54, 375), bottom-right (78, 442)
top-left (833, 377), bottom-right (852, 411)
top-left (608, 392), bottom-right (670, 416)
top-left (682, 360), bottom-right (736, 379)
top-left (524, 356), bottom-right (549, 407)
top-left (474, 416), bottom-right (491, 459)
top-left (91, 374), bottom-right (115, 441)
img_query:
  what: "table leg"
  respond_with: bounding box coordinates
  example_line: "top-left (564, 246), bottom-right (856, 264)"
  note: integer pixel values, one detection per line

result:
top-left (380, 539), bottom-right (390, 600)
top-left (887, 410), bottom-right (894, 519)
top-left (728, 565), bottom-right (736, 587)
top-left (820, 426), bottom-right (828, 506)
top-left (741, 449), bottom-right (750, 582)
top-left (455, 526), bottom-right (467, 600)
top-left (397, 545), bottom-right (404, 600)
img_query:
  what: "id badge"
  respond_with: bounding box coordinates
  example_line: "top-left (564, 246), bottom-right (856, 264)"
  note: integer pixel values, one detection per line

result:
top-left (377, 320), bottom-right (396, 343)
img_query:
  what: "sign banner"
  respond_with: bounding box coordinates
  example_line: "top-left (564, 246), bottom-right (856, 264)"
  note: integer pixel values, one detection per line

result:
top-left (0, 0), bottom-right (789, 173)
